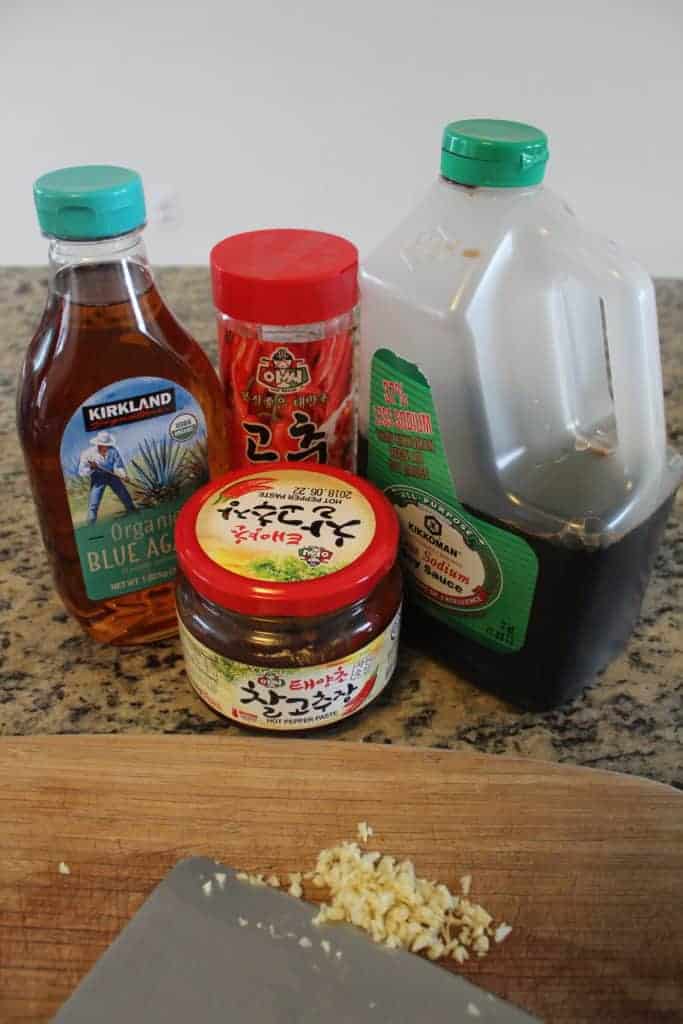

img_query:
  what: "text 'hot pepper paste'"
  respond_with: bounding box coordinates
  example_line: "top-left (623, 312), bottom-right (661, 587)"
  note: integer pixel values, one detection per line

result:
top-left (175, 465), bottom-right (402, 731)
top-left (211, 229), bottom-right (359, 472)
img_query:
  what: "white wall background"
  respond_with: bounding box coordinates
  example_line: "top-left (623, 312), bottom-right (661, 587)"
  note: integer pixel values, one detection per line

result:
top-left (2, 0), bottom-right (682, 275)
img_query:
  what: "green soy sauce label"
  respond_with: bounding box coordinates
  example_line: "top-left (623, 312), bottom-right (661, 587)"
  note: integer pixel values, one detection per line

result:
top-left (367, 349), bottom-right (538, 654)
top-left (60, 377), bottom-right (208, 601)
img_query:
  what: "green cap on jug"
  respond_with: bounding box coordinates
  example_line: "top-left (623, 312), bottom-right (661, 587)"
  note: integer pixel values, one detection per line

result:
top-left (33, 165), bottom-right (146, 240)
top-left (441, 119), bottom-right (548, 188)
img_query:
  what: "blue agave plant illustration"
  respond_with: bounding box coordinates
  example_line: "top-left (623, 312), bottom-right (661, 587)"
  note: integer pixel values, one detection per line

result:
top-left (129, 438), bottom-right (208, 507)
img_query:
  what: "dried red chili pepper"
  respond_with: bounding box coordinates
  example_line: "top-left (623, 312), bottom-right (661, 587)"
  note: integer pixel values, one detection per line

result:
top-left (211, 229), bottom-right (359, 471)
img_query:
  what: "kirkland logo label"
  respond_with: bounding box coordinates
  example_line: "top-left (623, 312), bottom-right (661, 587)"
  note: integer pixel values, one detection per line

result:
top-left (82, 388), bottom-right (176, 431)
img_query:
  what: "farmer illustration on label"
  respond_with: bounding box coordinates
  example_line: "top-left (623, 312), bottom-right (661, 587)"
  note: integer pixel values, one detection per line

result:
top-left (78, 431), bottom-right (136, 524)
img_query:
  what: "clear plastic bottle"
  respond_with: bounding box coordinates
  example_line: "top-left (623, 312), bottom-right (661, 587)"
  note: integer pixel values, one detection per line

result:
top-left (360, 120), bottom-right (681, 708)
top-left (17, 165), bottom-right (228, 644)
top-left (211, 229), bottom-right (359, 470)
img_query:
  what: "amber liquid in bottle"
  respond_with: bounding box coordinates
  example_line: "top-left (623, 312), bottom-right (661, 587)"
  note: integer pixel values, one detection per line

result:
top-left (17, 234), bottom-right (228, 644)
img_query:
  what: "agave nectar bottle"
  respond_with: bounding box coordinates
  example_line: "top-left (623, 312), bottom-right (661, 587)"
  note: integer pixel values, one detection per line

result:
top-left (17, 165), bottom-right (228, 644)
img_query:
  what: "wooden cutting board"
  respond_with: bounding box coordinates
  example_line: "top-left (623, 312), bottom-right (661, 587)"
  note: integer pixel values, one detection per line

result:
top-left (1, 737), bottom-right (681, 1024)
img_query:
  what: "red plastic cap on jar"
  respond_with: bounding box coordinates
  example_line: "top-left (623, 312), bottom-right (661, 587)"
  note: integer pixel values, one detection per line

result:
top-left (210, 228), bottom-right (359, 325)
top-left (175, 465), bottom-right (399, 618)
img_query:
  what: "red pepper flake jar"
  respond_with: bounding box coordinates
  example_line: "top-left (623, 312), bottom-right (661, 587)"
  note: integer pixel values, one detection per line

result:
top-left (210, 229), bottom-right (359, 472)
top-left (175, 464), bottom-right (402, 731)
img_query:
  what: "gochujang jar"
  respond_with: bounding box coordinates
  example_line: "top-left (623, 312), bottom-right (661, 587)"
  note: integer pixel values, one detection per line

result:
top-left (175, 464), bottom-right (402, 731)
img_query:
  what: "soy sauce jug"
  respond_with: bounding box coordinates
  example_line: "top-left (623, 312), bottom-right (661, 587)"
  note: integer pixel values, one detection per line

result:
top-left (359, 119), bottom-right (681, 709)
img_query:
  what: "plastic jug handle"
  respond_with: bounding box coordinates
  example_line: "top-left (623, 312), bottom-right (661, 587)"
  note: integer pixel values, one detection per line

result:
top-left (551, 231), bottom-right (666, 493)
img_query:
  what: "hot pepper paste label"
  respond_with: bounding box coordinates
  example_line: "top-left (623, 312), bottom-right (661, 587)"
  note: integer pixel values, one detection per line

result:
top-left (60, 376), bottom-right (209, 602)
top-left (219, 320), bottom-right (357, 470)
top-left (178, 605), bottom-right (401, 730)
top-left (195, 468), bottom-right (375, 581)
top-left (367, 349), bottom-right (538, 654)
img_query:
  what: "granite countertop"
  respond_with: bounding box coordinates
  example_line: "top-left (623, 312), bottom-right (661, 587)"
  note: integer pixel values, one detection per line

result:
top-left (1, 268), bottom-right (681, 786)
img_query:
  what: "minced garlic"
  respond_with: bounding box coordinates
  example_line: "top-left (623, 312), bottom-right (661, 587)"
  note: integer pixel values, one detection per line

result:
top-left (357, 821), bottom-right (374, 843)
top-left (237, 871), bottom-right (266, 886)
top-left (288, 872), bottom-right (303, 898)
top-left (234, 826), bottom-right (511, 967)
top-left (308, 840), bottom-right (503, 965)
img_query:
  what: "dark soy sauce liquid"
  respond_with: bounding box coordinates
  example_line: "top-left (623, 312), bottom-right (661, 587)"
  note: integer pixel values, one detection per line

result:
top-left (360, 436), bottom-right (674, 709)
top-left (403, 497), bottom-right (673, 710)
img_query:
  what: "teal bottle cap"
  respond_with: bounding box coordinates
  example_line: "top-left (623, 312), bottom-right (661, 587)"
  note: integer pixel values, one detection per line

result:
top-left (441, 119), bottom-right (549, 188)
top-left (33, 165), bottom-right (146, 240)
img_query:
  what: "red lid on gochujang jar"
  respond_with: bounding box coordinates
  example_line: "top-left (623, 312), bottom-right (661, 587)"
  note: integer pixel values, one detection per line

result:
top-left (210, 229), bottom-right (358, 325)
top-left (175, 465), bottom-right (399, 618)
